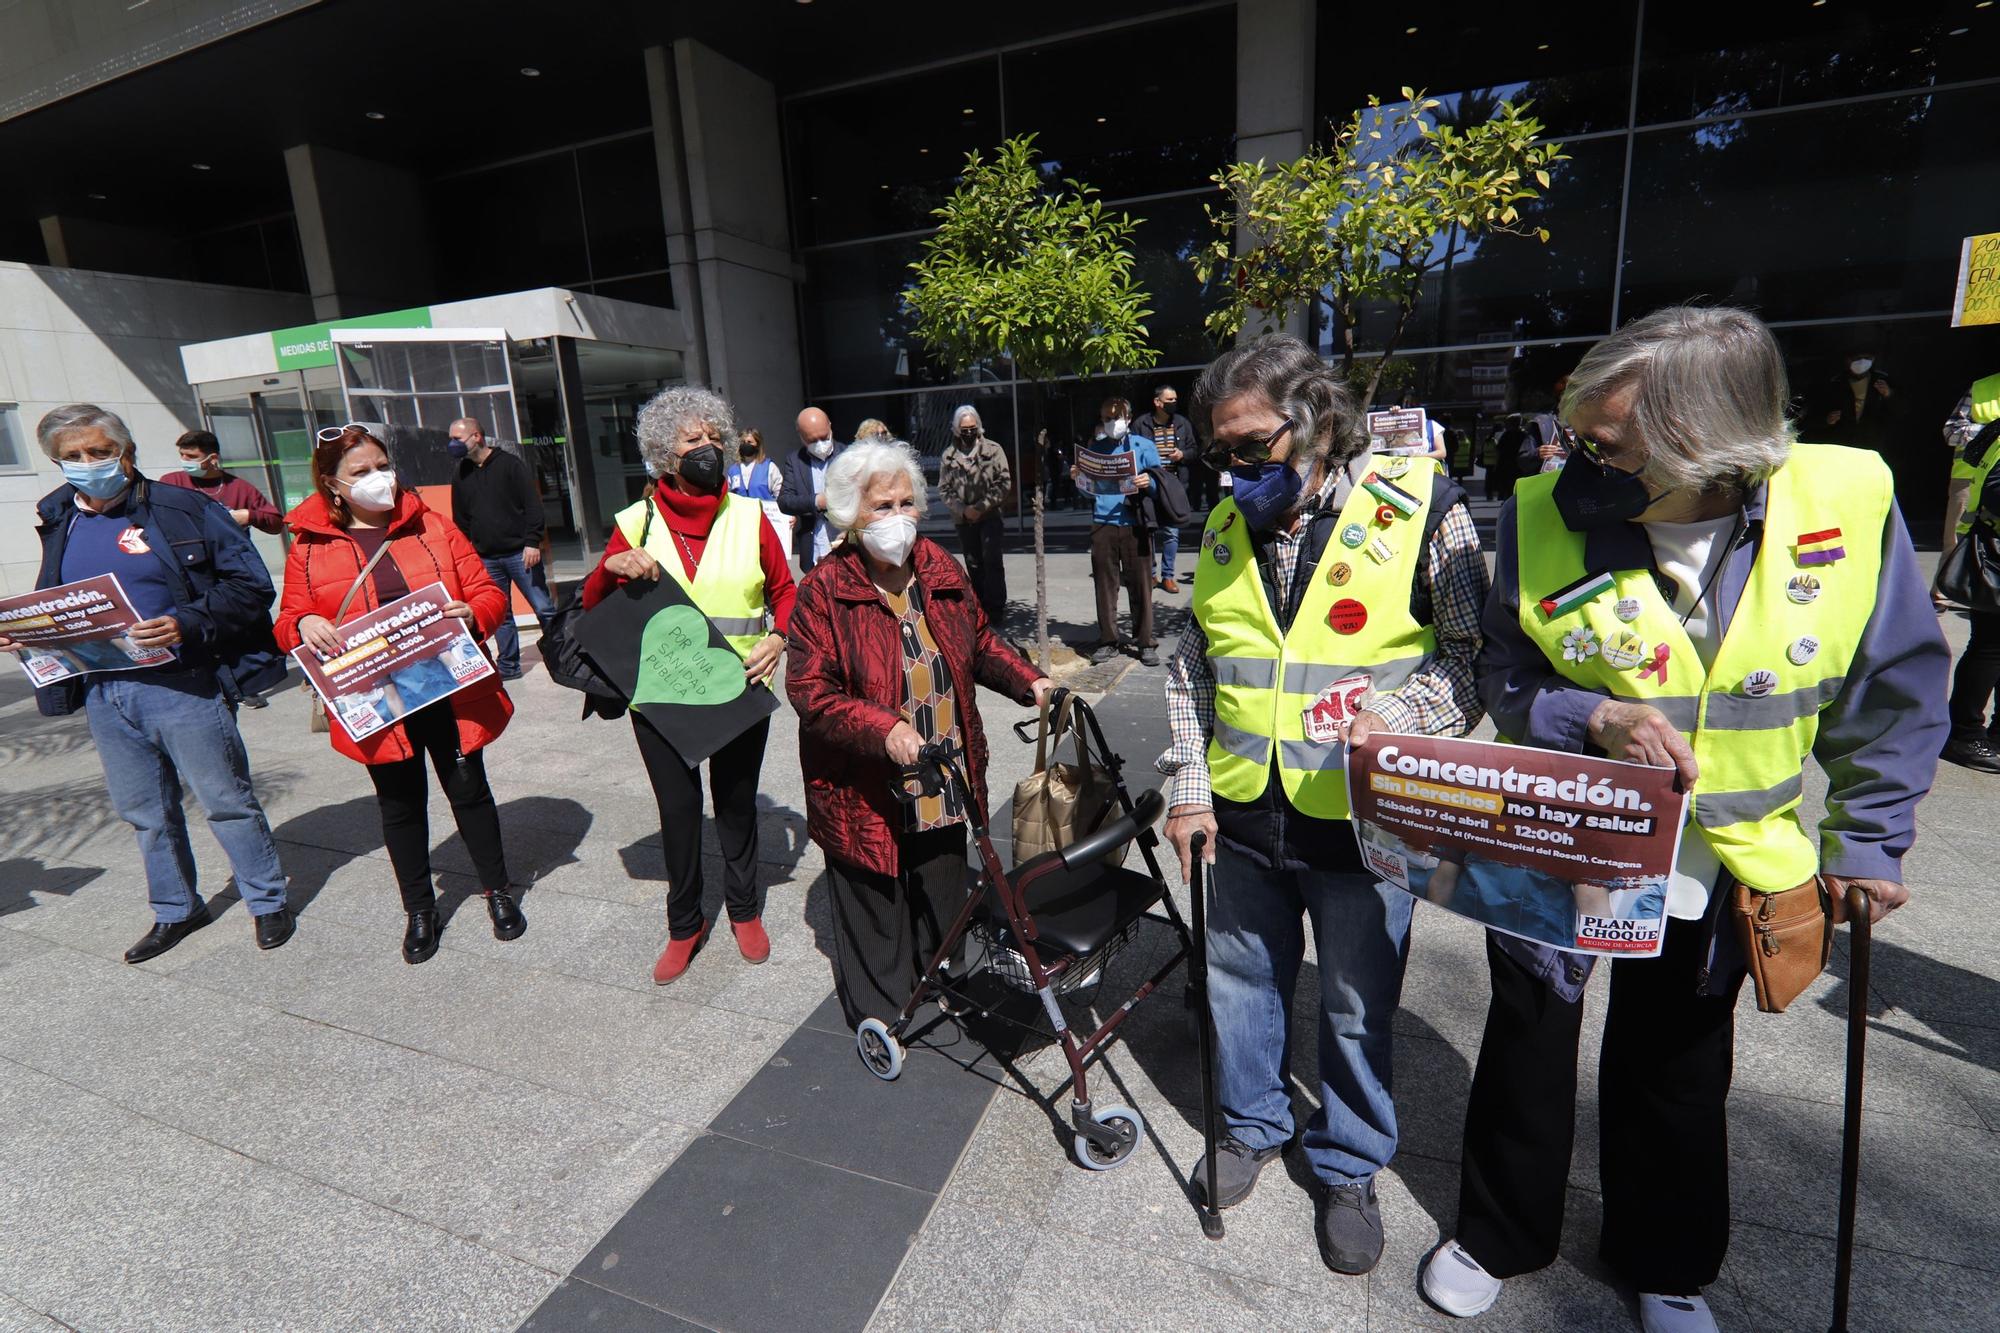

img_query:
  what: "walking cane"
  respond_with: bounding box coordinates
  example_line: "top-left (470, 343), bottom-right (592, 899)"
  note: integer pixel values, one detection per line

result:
top-left (1189, 830), bottom-right (1225, 1240)
top-left (1829, 883), bottom-right (1872, 1333)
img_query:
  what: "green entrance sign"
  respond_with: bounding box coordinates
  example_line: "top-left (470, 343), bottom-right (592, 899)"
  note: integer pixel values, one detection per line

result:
top-left (271, 306), bottom-right (433, 370)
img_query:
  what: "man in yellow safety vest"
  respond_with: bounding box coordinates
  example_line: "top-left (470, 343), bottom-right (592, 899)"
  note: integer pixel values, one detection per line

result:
top-left (1159, 335), bottom-right (1490, 1276)
top-left (1419, 307), bottom-right (1948, 1332)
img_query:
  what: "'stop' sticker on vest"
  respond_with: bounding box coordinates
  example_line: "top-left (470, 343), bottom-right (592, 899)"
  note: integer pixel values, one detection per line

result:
top-left (1328, 598), bottom-right (1368, 634)
top-left (1340, 523), bottom-right (1368, 549)
top-left (1786, 574), bottom-right (1821, 605)
top-left (1614, 596), bottom-right (1642, 622)
top-left (1742, 668), bottom-right (1779, 698)
top-left (1794, 527), bottom-right (1845, 567)
top-left (1328, 560), bottom-right (1353, 586)
top-left (1787, 635), bottom-right (1820, 666)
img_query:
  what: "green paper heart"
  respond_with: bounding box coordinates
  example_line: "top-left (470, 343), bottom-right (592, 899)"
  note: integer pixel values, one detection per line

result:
top-left (630, 603), bottom-right (745, 709)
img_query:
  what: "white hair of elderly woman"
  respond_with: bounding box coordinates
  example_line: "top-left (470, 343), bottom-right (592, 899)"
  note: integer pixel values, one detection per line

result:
top-left (951, 404), bottom-right (982, 433)
top-left (1561, 305), bottom-right (1794, 494)
top-left (826, 439), bottom-right (930, 534)
top-left (634, 385), bottom-right (737, 478)
top-left (37, 403), bottom-right (134, 459)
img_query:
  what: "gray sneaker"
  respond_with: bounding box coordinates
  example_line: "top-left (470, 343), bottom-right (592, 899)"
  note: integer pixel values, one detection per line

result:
top-left (1318, 1178), bottom-right (1385, 1274)
top-left (1190, 1136), bottom-right (1284, 1209)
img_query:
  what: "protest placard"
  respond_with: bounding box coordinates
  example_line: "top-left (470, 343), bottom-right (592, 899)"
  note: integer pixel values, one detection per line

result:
top-left (1951, 232), bottom-right (2000, 328)
top-left (1076, 445), bottom-right (1140, 495)
top-left (569, 573), bottom-right (779, 765)
top-left (0, 573), bottom-right (178, 685)
top-left (292, 580), bottom-right (496, 741)
top-left (1365, 408), bottom-right (1430, 455)
top-left (1346, 732), bottom-right (1688, 957)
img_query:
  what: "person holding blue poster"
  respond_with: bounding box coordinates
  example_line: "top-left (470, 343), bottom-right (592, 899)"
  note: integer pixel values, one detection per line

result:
top-left (579, 386), bottom-right (797, 985)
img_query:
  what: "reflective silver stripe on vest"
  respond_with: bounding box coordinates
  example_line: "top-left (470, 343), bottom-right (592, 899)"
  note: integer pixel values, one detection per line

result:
top-left (710, 616), bottom-right (767, 636)
top-left (1213, 718), bottom-right (1273, 765)
top-left (1282, 654), bottom-right (1427, 697)
top-left (1213, 656), bottom-right (1279, 689)
top-left (1695, 773), bottom-right (1804, 828)
top-left (1625, 694), bottom-right (1702, 731)
top-left (1702, 677), bottom-right (1847, 731)
top-left (1278, 738), bottom-right (1346, 771)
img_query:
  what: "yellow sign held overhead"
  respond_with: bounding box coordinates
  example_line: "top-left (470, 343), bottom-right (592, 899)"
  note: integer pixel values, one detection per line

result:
top-left (1952, 232), bottom-right (2000, 328)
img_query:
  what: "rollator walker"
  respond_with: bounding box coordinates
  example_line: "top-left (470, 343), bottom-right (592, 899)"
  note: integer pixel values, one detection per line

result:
top-left (853, 691), bottom-right (1227, 1224)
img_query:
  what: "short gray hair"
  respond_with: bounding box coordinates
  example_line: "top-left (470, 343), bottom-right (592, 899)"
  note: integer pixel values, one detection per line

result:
top-left (635, 385), bottom-right (737, 477)
top-left (1562, 305), bottom-right (1793, 494)
top-left (951, 404), bottom-right (981, 432)
top-left (37, 403), bottom-right (134, 459)
top-left (1194, 335), bottom-right (1360, 467)
top-left (826, 439), bottom-right (929, 533)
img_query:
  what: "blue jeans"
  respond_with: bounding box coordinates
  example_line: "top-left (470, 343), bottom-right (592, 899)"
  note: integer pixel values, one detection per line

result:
top-left (1206, 841), bottom-right (1413, 1186)
top-left (481, 553), bottom-right (556, 676)
top-left (1158, 523), bottom-right (1181, 582)
top-left (84, 670), bottom-right (289, 923)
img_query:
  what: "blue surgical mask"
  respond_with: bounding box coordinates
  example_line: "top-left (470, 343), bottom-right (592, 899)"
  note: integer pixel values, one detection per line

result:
top-left (1230, 460), bottom-right (1305, 531)
top-left (62, 456), bottom-right (130, 500)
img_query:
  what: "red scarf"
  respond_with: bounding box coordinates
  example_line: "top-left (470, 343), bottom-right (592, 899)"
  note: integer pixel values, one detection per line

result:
top-left (647, 481), bottom-right (722, 576)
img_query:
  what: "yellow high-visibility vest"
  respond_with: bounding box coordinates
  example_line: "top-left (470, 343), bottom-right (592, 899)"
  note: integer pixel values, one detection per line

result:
top-left (1513, 443), bottom-right (1889, 892)
top-left (612, 490), bottom-right (768, 657)
top-left (1192, 456), bottom-right (1440, 820)
top-left (1950, 373), bottom-right (2000, 533)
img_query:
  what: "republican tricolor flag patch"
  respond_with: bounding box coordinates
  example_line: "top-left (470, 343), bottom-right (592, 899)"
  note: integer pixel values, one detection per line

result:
top-left (1538, 570), bottom-right (1616, 619)
top-left (1794, 527), bottom-right (1845, 567)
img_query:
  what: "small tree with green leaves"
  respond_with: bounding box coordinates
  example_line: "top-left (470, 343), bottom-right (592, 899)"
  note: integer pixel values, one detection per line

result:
top-left (1196, 91), bottom-right (1564, 408)
top-left (907, 134), bottom-right (1155, 672)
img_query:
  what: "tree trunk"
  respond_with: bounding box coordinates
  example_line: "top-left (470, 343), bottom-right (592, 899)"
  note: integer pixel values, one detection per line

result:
top-left (1362, 301), bottom-right (1419, 411)
top-left (1033, 486), bottom-right (1050, 675)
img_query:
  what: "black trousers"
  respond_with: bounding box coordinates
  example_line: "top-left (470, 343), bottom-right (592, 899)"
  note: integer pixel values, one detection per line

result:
top-left (1456, 918), bottom-right (1745, 1293)
top-left (632, 713), bottom-right (769, 939)
top-left (1186, 463), bottom-right (1219, 513)
top-left (1089, 522), bottom-right (1154, 647)
top-left (956, 510), bottom-right (1008, 623)
top-left (1947, 611), bottom-right (2000, 735)
top-left (365, 704), bottom-right (510, 914)
top-left (825, 827), bottom-right (969, 1029)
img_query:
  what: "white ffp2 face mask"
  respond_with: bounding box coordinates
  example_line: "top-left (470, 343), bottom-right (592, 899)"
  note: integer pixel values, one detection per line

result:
top-left (1849, 358), bottom-right (1874, 376)
top-left (807, 437), bottom-right (835, 459)
top-left (1102, 417), bottom-right (1129, 441)
top-left (344, 468), bottom-right (398, 512)
top-left (860, 514), bottom-right (917, 566)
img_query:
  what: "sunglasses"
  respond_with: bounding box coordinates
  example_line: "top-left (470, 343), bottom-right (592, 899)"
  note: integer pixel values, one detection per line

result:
top-left (1574, 430), bottom-right (1645, 473)
top-left (1201, 417), bottom-right (1296, 471)
top-left (315, 422), bottom-right (370, 443)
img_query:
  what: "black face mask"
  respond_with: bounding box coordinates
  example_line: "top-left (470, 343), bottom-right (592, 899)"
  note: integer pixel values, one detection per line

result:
top-left (1551, 449), bottom-right (1662, 530)
top-left (678, 444), bottom-right (725, 494)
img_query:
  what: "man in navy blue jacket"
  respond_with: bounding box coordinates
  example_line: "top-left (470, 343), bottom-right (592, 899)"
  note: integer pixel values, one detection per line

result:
top-left (5, 404), bottom-right (294, 961)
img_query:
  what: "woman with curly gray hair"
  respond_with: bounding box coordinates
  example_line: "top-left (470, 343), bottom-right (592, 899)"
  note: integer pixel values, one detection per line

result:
top-left (580, 384), bottom-right (798, 984)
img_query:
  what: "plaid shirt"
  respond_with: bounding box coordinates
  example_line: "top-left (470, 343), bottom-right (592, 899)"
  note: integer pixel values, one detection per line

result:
top-left (1159, 473), bottom-right (1489, 810)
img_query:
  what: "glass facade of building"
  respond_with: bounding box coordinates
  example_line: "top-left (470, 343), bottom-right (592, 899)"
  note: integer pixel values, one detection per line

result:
top-left (789, 0), bottom-right (2000, 518)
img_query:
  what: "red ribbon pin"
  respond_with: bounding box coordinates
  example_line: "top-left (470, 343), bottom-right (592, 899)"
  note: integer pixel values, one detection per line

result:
top-left (1638, 642), bottom-right (1670, 686)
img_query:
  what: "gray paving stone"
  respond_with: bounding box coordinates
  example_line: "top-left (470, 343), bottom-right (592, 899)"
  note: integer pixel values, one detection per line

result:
top-left (518, 1278), bottom-right (709, 1332)
top-left (0, 1293), bottom-right (66, 1333)
top-left (993, 1223), bottom-right (1367, 1332)
top-left (0, 947), bottom-right (695, 1272)
top-left (1722, 1218), bottom-right (2000, 1332)
top-left (864, 1201), bottom-right (1040, 1333)
top-left (0, 1061), bottom-right (553, 1333)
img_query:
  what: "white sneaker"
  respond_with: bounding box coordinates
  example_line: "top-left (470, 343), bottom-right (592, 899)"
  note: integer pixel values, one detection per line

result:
top-left (1639, 1292), bottom-right (1717, 1333)
top-left (1422, 1239), bottom-right (1503, 1317)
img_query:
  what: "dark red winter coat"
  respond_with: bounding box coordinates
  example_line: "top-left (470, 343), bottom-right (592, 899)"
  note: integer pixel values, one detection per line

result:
top-left (276, 489), bottom-right (513, 766)
top-left (786, 539), bottom-right (1043, 876)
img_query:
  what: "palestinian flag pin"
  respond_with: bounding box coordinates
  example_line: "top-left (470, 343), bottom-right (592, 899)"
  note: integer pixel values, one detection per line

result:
top-left (1794, 527), bottom-right (1845, 567)
top-left (1362, 474), bottom-right (1422, 518)
top-left (1538, 570), bottom-right (1616, 619)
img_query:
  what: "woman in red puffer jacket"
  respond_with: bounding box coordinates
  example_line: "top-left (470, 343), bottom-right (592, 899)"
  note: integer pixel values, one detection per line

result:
top-left (786, 439), bottom-right (1050, 1029)
top-left (275, 425), bottom-right (523, 965)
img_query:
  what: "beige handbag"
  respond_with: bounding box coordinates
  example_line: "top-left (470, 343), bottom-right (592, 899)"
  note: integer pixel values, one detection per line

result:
top-left (1012, 692), bottom-right (1123, 868)
top-left (302, 539), bottom-right (393, 733)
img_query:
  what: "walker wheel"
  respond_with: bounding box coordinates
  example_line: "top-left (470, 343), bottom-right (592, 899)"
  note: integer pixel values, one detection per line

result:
top-left (856, 1018), bottom-right (903, 1081)
top-left (1073, 1103), bottom-right (1144, 1171)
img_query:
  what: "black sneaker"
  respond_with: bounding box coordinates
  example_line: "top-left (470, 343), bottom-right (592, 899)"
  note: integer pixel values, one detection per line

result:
top-left (1941, 733), bottom-right (2000, 774)
top-left (1190, 1136), bottom-right (1285, 1209)
top-left (1318, 1178), bottom-right (1385, 1275)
